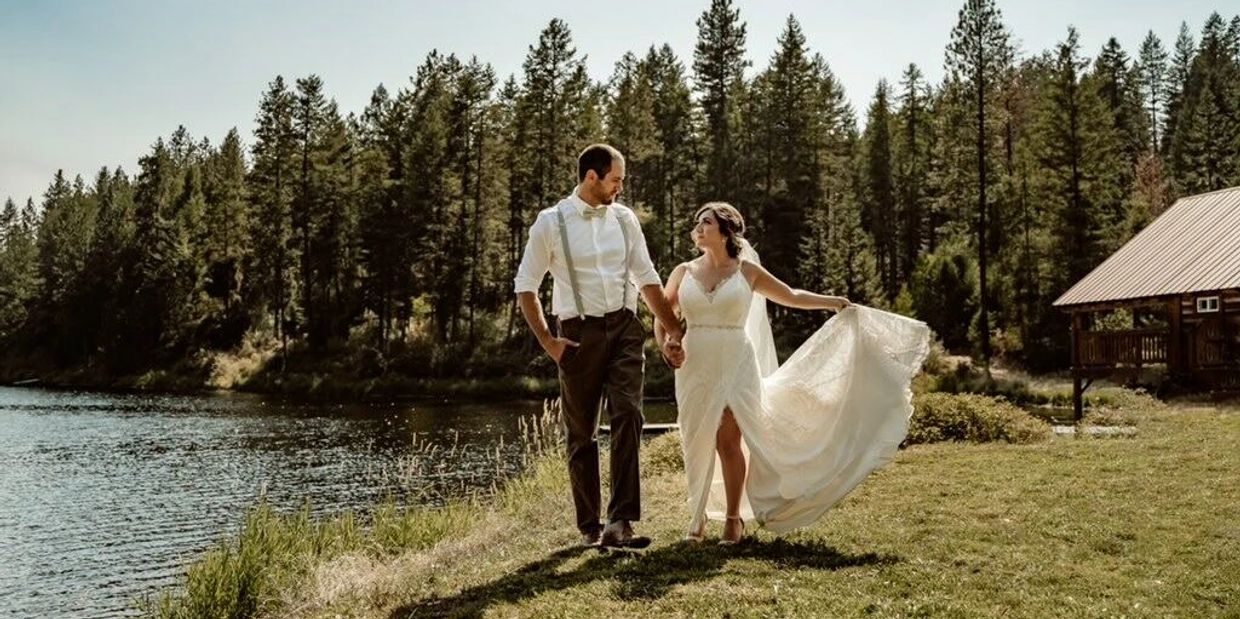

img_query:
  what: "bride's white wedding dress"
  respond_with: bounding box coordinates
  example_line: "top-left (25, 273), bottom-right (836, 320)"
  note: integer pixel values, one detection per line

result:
top-left (674, 257), bottom-right (931, 534)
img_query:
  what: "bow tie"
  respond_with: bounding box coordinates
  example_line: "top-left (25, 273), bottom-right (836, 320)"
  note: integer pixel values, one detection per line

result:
top-left (581, 205), bottom-right (608, 219)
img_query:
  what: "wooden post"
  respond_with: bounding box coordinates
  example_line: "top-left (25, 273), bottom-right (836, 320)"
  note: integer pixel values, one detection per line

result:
top-left (1073, 376), bottom-right (1084, 421)
top-left (1168, 297), bottom-right (1182, 379)
top-left (1072, 312), bottom-right (1084, 421)
top-left (1071, 312), bottom-right (1082, 368)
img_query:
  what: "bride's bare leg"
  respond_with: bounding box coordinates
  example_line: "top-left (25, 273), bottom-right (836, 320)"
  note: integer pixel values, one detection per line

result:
top-left (716, 407), bottom-right (746, 541)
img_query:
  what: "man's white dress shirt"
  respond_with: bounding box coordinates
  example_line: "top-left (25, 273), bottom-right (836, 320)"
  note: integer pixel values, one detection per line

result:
top-left (513, 188), bottom-right (662, 319)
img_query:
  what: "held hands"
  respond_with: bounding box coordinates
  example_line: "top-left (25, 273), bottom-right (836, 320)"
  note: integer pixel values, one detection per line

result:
top-left (660, 322), bottom-right (686, 368)
top-left (661, 338), bottom-right (686, 368)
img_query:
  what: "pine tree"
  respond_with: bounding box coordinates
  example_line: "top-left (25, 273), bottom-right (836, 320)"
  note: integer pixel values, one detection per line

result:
top-left (84, 168), bottom-right (136, 363)
top-left (291, 75), bottom-right (331, 347)
top-left (1163, 22), bottom-right (1195, 167)
top-left (894, 64), bottom-right (934, 284)
top-left (36, 171), bottom-right (82, 313)
top-left (1094, 37), bottom-right (1149, 162)
top-left (824, 191), bottom-right (882, 305)
top-left (693, 0), bottom-right (749, 203)
top-left (474, 91), bottom-right (513, 320)
top-left (1227, 15), bottom-right (1240, 61)
top-left (519, 19), bottom-right (597, 223)
top-left (606, 51), bottom-right (660, 204)
top-left (1137, 31), bottom-right (1169, 150)
top-left (945, 0), bottom-right (1014, 369)
top-left (0, 198), bottom-right (13, 243)
top-left (926, 77), bottom-right (972, 248)
top-left (993, 58), bottom-right (1045, 365)
top-left (309, 101), bottom-right (359, 347)
top-left (752, 16), bottom-right (818, 287)
top-left (248, 76), bottom-right (298, 365)
top-left (1092, 37), bottom-right (1149, 267)
top-left (203, 128), bottom-right (249, 320)
top-left (405, 53), bottom-right (458, 344)
top-left (37, 173), bottom-right (103, 361)
top-left (452, 58), bottom-right (500, 346)
top-left (861, 80), bottom-right (898, 298)
top-left (168, 125), bottom-right (198, 167)
top-left (1035, 27), bottom-right (1126, 295)
top-left (115, 140), bottom-right (183, 367)
top-left (0, 197), bottom-right (38, 340)
top-left (1233, 15), bottom-right (1240, 182)
top-left (356, 84), bottom-right (408, 349)
top-left (499, 75), bottom-right (528, 339)
top-left (166, 162), bottom-right (209, 343)
top-left (798, 55), bottom-right (859, 302)
top-left (1172, 13), bottom-right (1240, 193)
top-left (509, 20), bottom-right (600, 333)
top-left (646, 45), bottom-right (697, 266)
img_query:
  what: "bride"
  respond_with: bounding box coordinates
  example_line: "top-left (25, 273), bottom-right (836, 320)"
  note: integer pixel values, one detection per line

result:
top-left (655, 202), bottom-right (931, 543)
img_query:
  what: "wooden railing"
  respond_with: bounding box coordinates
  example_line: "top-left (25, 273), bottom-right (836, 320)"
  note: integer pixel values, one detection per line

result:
top-left (1078, 329), bottom-right (1169, 367)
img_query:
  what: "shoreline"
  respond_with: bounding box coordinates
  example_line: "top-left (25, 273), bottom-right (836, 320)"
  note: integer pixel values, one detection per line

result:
top-left (0, 367), bottom-right (679, 404)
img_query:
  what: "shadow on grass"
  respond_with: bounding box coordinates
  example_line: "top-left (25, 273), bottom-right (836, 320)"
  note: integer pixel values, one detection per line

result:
top-left (392, 537), bottom-right (897, 618)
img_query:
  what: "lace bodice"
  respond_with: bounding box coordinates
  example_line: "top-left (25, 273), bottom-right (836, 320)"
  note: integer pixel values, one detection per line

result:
top-left (679, 269), bottom-right (753, 329)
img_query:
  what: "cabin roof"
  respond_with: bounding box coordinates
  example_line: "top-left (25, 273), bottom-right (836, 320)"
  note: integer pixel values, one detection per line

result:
top-left (1054, 185), bottom-right (1240, 307)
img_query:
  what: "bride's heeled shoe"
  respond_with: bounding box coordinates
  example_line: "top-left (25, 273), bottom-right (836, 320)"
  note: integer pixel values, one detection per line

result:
top-left (684, 521), bottom-right (706, 543)
top-left (719, 516), bottom-right (745, 545)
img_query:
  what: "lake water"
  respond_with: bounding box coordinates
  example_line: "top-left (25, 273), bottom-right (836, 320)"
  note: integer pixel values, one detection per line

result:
top-left (0, 386), bottom-right (676, 617)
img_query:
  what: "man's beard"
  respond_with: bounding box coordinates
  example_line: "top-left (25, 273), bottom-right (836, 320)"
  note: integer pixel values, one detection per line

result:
top-left (583, 183), bottom-right (617, 205)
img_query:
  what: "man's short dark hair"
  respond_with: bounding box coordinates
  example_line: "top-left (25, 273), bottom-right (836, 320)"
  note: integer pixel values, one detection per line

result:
top-left (578, 144), bottom-right (624, 182)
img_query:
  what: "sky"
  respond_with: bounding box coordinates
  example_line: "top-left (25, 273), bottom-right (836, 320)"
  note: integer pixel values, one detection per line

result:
top-left (0, 0), bottom-right (1231, 207)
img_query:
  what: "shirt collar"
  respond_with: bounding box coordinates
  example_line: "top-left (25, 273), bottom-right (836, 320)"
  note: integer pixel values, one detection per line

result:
top-left (569, 186), bottom-right (609, 218)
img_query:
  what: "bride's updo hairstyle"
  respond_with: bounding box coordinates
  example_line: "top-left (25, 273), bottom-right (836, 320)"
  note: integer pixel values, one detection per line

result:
top-left (695, 202), bottom-right (746, 259)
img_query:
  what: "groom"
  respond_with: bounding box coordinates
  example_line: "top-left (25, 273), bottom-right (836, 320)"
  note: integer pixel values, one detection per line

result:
top-left (515, 144), bottom-right (684, 548)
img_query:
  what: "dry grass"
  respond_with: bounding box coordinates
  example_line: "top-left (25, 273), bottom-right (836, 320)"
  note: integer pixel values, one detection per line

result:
top-left (206, 331), bottom-right (281, 389)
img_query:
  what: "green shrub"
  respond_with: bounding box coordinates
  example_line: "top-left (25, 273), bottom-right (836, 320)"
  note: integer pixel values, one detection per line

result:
top-left (907, 393), bottom-right (1052, 446)
top-left (1080, 406), bottom-right (1136, 427)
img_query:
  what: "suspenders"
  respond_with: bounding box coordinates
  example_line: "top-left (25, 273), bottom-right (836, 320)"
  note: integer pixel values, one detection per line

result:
top-left (554, 203), bottom-right (632, 319)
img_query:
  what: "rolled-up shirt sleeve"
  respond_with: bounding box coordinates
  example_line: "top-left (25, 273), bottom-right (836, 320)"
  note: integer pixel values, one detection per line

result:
top-left (625, 210), bottom-right (663, 288)
top-left (513, 213), bottom-right (552, 294)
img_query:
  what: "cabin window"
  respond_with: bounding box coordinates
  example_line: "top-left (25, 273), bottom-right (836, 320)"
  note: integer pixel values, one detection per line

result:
top-left (1196, 296), bottom-right (1220, 313)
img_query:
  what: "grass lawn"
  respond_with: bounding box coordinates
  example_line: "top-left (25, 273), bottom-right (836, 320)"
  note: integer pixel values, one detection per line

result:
top-left (154, 396), bottom-right (1239, 618)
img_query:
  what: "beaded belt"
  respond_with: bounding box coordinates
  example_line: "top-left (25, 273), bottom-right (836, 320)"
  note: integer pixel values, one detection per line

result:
top-left (688, 323), bottom-right (744, 330)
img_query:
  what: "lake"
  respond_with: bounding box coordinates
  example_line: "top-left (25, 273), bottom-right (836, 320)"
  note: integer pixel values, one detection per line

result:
top-left (0, 386), bottom-right (676, 617)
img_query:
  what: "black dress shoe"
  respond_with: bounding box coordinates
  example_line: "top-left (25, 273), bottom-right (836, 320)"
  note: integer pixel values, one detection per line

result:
top-left (600, 520), bottom-right (652, 549)
top-left (581, 528), bottom-right (602, 547)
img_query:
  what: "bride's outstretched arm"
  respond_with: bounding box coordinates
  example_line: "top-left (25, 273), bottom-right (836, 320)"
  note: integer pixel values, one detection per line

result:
top-left (742, 261), bottom-right (849, 311)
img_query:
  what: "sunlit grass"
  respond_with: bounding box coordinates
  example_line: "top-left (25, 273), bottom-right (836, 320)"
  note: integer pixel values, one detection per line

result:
top-left (145, 394), bottom-right (1239, 619)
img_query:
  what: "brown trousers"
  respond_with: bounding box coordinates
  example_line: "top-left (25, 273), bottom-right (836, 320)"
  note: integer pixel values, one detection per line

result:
top-left (556, 308), bottom-right (645, 535)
